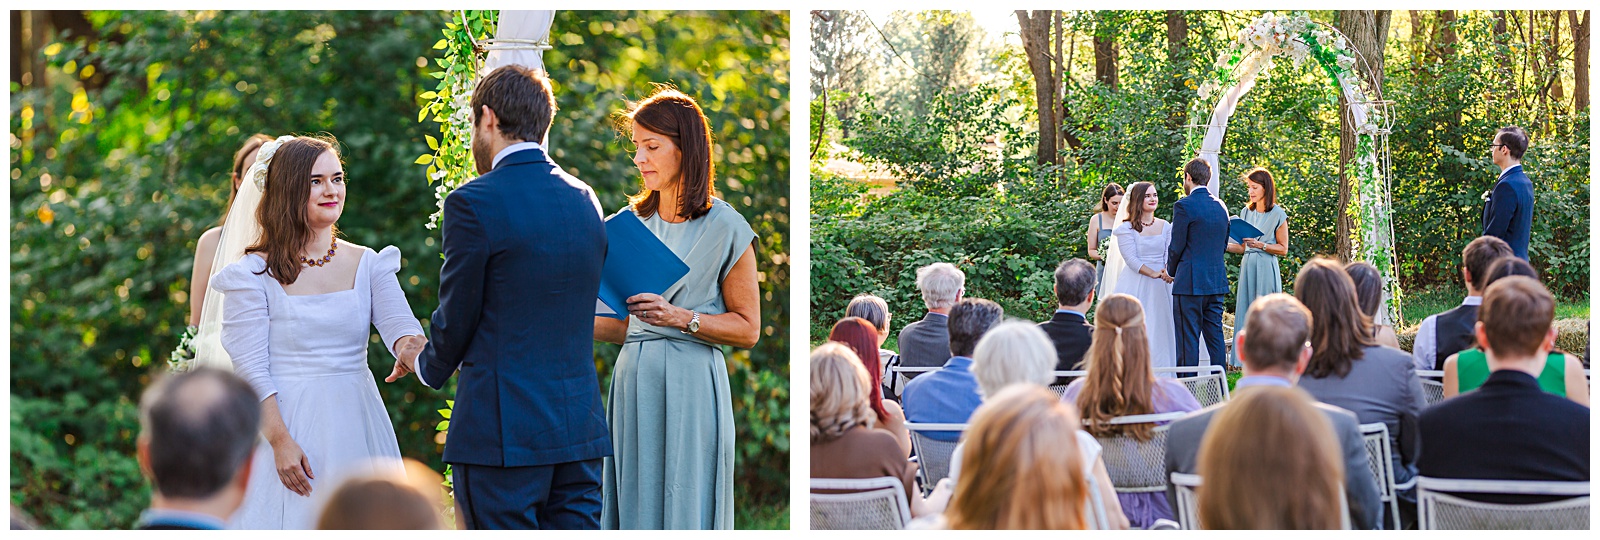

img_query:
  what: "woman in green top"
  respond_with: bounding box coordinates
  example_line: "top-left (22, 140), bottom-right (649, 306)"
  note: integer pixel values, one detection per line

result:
top-left (1442, 349), bottom-right (1588, 405)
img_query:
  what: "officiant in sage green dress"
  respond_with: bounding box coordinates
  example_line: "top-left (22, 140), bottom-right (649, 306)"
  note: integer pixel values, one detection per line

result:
top-left (1227, 167), bottom-right (1290, 366)
top-left (594, 88), bottom-right (760, 530)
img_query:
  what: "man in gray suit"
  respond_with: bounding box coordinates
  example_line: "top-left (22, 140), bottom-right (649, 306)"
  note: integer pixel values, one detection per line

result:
top-left (1163, 293), bottom-right (1381, 530)
top-left (895, 262), bottom-right (964, 376)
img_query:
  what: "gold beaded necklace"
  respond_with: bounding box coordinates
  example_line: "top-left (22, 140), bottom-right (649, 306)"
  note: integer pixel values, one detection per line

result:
top-left (300, 238), bottom-right (337, 267)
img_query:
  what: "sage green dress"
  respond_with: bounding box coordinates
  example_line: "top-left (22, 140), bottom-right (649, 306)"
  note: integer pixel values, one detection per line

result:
top-left (602, 199), bottom-right (755, 530)
top-left (1230, 205), bottom-right (1287, 366)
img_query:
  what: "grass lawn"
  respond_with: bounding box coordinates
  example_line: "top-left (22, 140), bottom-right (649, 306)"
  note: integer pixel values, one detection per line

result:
top-left (1398, 282), bottom-right (1588, 331)
top-left (736, 499), bottom-right (790, 529)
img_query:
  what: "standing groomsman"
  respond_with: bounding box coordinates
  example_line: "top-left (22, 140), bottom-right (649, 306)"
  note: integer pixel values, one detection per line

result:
top-left (1482, 126), bottom-right (1535, 261)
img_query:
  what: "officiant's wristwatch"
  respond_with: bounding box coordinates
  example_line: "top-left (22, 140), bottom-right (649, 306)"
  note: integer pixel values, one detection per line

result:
top-left (682, 310), bottom-right (702, 335)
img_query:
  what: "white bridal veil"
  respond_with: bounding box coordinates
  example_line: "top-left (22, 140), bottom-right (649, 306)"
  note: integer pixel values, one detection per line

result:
top-left (192, 144), bottom-right (279, 370)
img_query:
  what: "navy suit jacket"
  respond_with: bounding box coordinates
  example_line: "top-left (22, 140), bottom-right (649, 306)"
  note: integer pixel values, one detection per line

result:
top-left (1418, 370), bottom-right (1589, 503)
top-left (1481, 165), bottom-right (1534, 260)
top-left (417, 147), bottom-right (612, 468)
top-left (1037, 311), bottom-right (1092, 380)
top-left (1167, 186), bottom-right (1231, 296)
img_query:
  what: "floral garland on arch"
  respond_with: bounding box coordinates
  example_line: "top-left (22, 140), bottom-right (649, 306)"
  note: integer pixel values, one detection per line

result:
top-left (416, 10), bottom-right (499, 231)
top-left (1183, 11), bottom-right (1402, 324)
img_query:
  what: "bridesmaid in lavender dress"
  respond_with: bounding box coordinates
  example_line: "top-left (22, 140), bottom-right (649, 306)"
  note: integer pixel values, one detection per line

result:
top-left (1063, 294), bottom-right (1201, 529)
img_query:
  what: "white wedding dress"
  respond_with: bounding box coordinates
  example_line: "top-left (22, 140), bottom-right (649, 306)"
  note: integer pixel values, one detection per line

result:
top-left (1109, 221), bottom-right (1178, 372)
top-left (212, 245), bottom-right (422, 529)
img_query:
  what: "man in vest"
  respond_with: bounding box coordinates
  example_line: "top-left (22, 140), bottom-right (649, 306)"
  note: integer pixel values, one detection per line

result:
top-left (1412, 236), bottom-right (1513, 371)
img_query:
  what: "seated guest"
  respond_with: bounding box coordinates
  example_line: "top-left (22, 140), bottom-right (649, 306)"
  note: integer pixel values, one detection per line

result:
top-left (925, 385), bottom-right (1107, 529)
top-left (809, 343), bottom-right (929, 517)
top-left (1418, 276), bottom-right (1590, 503)
top-left (316, 459), bottom-right (446, 530)
top-left (1197, 386), bottom-right (1347, 529)
top-left (1038, 258), bottom-right (1096, 383)
top-left (136, 367), bottom-right (262, 530)
top-left (1442, 259), bottom-right (1589, 404)
top-left (830, 317), bottom-right (911, 456)
top-left (1064, 294), bottom-right (1201, 528)
top-left (897, 262), bottom-right (965, 374)
top-left (901, 298), bottom-right (1002, 442)
top-left (1294, 258), bottom-right (1425, 506)
top-left (1164, 294), bottom-right (1381, 530)
top-left (846, 293), bottom-right (897, 379)
top-left (1344, 261), bottom-right (1400, 349)
top-left (1412, 236), bottom-right (1513, 370)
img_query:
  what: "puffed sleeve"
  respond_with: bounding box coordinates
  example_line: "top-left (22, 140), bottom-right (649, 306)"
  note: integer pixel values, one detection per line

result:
top-left (713, 201), bottom-right (758, 283)
top-left (368, 246), bottom-right (425, 359)
top-left (212, 255), bottom-right (276, 402)
top-left (1114, 223), bottom-right (1148, 273)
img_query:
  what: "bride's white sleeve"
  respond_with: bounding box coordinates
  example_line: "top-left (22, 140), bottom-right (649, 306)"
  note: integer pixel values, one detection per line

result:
top-left (1114, 225), bottom-right (1149, 274)
top-left (212, 256), bottom-right (276, 402)
top-left (370, 246), bottom-right (425, 359)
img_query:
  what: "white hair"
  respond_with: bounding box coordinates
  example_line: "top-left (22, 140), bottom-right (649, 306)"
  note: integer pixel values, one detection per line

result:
top-left (971, 321), bottom-right (1058, 399)
top-left (916, 262), bottom-right (966, 310)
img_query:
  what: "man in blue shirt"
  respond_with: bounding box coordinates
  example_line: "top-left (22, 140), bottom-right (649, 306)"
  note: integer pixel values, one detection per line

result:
top-left (902, 298), bottom-right (1003, 442)
top-left (135, 368), bottom-right (261, 530)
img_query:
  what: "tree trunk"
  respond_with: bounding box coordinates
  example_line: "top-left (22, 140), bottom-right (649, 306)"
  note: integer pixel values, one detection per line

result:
top-left (1494, 11), bottom-right (1513, 82)
top-left (1547, 13), bottom-right (1564, 107)
top-left (1093, 14), bottom-right (1119, 90)
top-left (1573, 10), bottom-right (1590, 111)
top-left (1054, 11), bottom-right (1065, 164)
top-left (1017, 10), bottom-right (1060, 166)
top-left (1335, 10), bottom-right (1390, 262)
top-left (1438, 11), bottom-right (1461, 128)
top-left (1166, 10), bottom-right (1190, 135)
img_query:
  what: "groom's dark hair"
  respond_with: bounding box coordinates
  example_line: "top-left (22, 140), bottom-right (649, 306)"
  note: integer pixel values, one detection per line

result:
top-left (139, 367), bottom-right (261, 499)
top-left (1495, 126), bottom-right (1528, 160)
top-left (1183, 158), bottom-right (1210, 186)
top-left (472, 65), bottom-right (557, 144)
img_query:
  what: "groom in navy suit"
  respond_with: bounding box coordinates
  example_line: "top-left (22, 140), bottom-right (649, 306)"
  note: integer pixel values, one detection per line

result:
top-left (1482, 126), bottom-right (1534, 261)
top-left (393, 65), bottom-right (611, 529)
top-left (1168, 158), bottom-right (1230, 368)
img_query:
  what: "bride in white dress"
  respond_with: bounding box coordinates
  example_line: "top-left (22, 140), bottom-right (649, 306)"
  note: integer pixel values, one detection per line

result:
top-left (197, 135), bottom-right (426, 529)
top-left (1100, 181), bottom-right (1178, 371)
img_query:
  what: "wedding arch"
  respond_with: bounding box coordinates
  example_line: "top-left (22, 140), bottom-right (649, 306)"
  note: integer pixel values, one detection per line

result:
top-left (1183, 11), bottom-right (1402, 324)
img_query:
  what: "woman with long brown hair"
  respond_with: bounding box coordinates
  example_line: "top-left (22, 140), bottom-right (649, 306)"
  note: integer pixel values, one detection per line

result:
top-left (1225, 167), bottom-right (1290, 366)
top-left (188, 133), bottom-right (273, 327)
top-left (209, 135), bottom-right (426, 529)
top-left (829, 317), bottom-right (910, 456)
top-left (1086, 183), bottom-right (1124, 300)
top-left (1063, 293), bottom-right (1200, 528)
top-left (941, 385), bottom-right (1097, 529)
top-left (1293, 257), bottom-right (1425, 501)
top-left (594, 87), bottom-right (760, 530)
top-left (1197, 386), bottom-right (1346, 529)
top-left (1101, 181), bottom-right (1177, 371)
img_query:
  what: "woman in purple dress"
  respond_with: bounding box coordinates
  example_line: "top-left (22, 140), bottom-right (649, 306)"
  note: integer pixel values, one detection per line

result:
top-left (1062, 293), bottom-right (1201, 529)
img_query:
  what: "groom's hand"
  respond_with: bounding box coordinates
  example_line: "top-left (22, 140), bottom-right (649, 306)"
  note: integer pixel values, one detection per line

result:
top-left (385, 335), bottom-right (426, 383)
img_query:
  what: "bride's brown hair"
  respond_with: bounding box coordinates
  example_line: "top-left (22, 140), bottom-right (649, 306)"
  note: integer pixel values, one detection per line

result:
top-left (1125, 181), bottom-right (1156, 232)
top-left (246, 135), bottom-right (341, 285)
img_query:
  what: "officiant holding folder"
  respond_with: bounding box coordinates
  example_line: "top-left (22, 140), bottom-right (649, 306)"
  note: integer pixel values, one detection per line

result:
top-left (1226, 167), bottom-right (1291, 366)
top-left (592, 88), bottom-right (760, 530)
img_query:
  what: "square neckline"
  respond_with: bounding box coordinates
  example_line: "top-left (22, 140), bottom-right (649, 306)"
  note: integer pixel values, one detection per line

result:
top-left (265, 247), bottom-right (367, 298)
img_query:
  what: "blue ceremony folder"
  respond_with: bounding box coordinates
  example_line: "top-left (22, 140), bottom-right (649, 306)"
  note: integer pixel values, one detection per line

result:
top-left (1229, 217), bottom-right (1265, 244)
top-left (596, 211), bottom-right (690, 320)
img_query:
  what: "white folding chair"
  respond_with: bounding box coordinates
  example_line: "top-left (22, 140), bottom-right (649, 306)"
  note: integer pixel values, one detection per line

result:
top-left (903, 422), bottom-right (966, 495)
top-left (1169, 472), bottom-right (1351, 529)
top-left (810, 476), bottom-right (912, 530)
top-left (1086, 411), bottom-right (1191, 494)
top-left (1359, 422), bottom-right (1414, 529)
top-left (1055, 366), bottom-right (1229, 407)
top-left (887, 365), bottom-right (938, 399)
top-left (1417, 369), bottom-right (1446, 405)
top-left (1416, 476), bottom-right (1590, 530)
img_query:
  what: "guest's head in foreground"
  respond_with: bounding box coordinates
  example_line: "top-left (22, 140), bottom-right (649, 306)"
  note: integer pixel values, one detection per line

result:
top-left (1182, 157), bottom-right (1211, 192)
top-left (947, 385), bottom-right (1089, 530)
top-left (1053, 258), bottom-right (1096, 313)
top-left (1241, 167), bottom-right (1278, 212)
top-left (470, 65), bottom-right (557, 174)
top-left (916, 262), bottom-right (966, 313)
top-left (1099, 183), bottom-right (1125, 215)
top-left (1294, 258), bottom-right (1374, 378)
top-left (845, 293), bottom-right (892, 347)
top-left (1197, 386), bottom-right (1344, 530)
top-left (1077, 294), bottom-right (1159, 438)
top-left (810, 342), bottom-right (875, 443)
top-left (1461, 235), bottom-right (1513, 295)
top-left (624, 86), bottom-right (718, 221)
top-left (1343, 261), bottom-right (1385, 322)
top-left (316, 459), bottom-right (446, 530)
top-left (138, 367), bottom-right (262, 526)
top-left (829, 317), bottom-right (890, 424)
top-left (947, 298), bottom-right (1004, 358)
top-left (248, 134), bottom-right (345, 286)
top-left (971, 321), bottom-right (1057, 399)
top-left (1235, 293), bottom-right (1314, 380)
top-left (1483, 256), bottom-right (1538, 286)
top-left (1477, 276), bottom-right (1557, 367)
top-left (1491, 125), bottom-right (1528, 168)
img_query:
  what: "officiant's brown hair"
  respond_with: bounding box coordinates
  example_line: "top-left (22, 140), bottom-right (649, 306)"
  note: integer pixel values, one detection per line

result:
top-left (1243, 167), bottom-right (1278, 212)
top-left (623, 87), bottom-right (718, 220)
top-left (471, 65), bottom-right (557, 145)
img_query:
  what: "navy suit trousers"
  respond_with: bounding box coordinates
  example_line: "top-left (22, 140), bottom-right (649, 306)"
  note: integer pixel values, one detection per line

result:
top-left (1174, 294), bottom-right (1226, 368)
top-left (453, 459), bottom-right (603, 530)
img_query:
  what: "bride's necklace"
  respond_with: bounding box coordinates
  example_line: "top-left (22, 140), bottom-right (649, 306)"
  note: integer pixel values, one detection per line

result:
top-left (300, 238), bottom-right (337, 268)
top-left (1140, 217), bottom-right (1155, 227)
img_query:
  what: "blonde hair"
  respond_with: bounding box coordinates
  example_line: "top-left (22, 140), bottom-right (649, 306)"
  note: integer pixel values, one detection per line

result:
top-left (810, 342), bottom-right (876, 442)
top-left (1077, 294), bottom-right (1157, 440)
top-left (947, 385), bottom-right (1089, 530)
top-left (971, 321), bottom-right (1058, 398)
top-left (1197, 387), bottom-right (1344, 530)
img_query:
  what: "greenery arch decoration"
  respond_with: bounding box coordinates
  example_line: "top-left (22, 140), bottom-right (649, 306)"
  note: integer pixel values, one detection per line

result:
top-left (1183, 11), bottom-right (1402, 323)
top-left (416, 10), bottom-right (500, 231)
